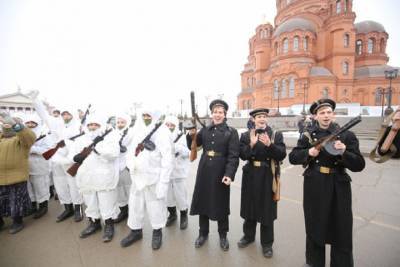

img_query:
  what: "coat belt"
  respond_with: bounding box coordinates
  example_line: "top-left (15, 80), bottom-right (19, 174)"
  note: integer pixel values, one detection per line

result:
top-left (251, 160), bottom-right (270, 167)
top-left (205, 150), bottom-right (223, 157)
top-left (310, 164), bottom-right (344, 174)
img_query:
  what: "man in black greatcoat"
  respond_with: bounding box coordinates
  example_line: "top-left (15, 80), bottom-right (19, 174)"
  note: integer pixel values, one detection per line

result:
top-left (187, 99), bottom-right (239, 251)
top-left (237, 108), bottom-right (286, 258)
top-left (289, 99), bottom-right (365, 267)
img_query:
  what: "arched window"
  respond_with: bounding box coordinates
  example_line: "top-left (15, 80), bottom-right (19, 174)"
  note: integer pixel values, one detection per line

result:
top-left (274, 42), bottom-right (278, 56)
top-left (283, 38), bottom-right (289, 53)
top-left (344, 0), bottom-right (348, 12)
top-left (336, 0), bottom-right (341, 14)
top-left (343, 61), bottom-right (349, 75)
top-left (281, 79), bottom-right (287, 98)
top-left (303, 36), bottom-right (309, 51)
top-left (375, 88), bottom-right (383, 105)
top-left (273, 80), bottom-right (279, 99)
top-left (322, 88), bottom-right (329, 98)
top-left (247, 100), bottom-right (252, 109)
top-left (289, 77), bottom-right (295, 97)
top-left (260, 29), bottom-right (268, 39)
top-left (380, 38), bottom-right (385, 53)
top-left (368, 38), bottom-right (375, 54)
top-left (293, 36), bottom-right (299, 51)
top-left (344, 34), bottom-right (350, 47)
top-left (356, 40), bottom-right (363, 55)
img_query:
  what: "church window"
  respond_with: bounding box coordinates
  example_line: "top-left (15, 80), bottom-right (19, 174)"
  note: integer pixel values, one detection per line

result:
top-left (283, 38), bottom-right (289, 53)
top-left (303, 36), bottom-right (309, 51)
top-left (293, 36), bottom-right (299, 51)
top-left (343, 62), bottom-right (349, 75)
top-left (273, 80), bottom-right (279, 99)
top-left (289, 77), bottom-right (295, 97)
top-left (336, 0), bottom-right (341, 14)
top-left (281, 79), bottom-right (287, 98)
top-left (344, 34), bottom-right (350, 47)
top-left (322, 88), bottom-right (329, 98)
top-left (368, 38), bottom-right (375, 54)
top-left (356, 40), bottom-right (363, 55)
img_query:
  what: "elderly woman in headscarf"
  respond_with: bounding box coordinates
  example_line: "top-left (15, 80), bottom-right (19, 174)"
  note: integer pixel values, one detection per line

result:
top-left (0, 111), bottom-right (36, 234)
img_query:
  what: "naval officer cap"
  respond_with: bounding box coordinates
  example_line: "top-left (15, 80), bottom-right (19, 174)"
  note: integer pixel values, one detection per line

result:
top-left (209, 99), bottom-right (229, 111)
top-left (309, 98), bottom-right (336, 115)
top-left (249, 108), bottom-right (269, 117)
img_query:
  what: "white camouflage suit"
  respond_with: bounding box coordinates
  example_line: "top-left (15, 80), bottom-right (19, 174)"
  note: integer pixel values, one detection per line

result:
top-left (25, 114), bottom-right (52, 204)
top-left (164, 116), bottom-right (190, 211)
top-left (32, 98), bottom-right (83, 206)
top-left (71, 114), bottom-right (120, 221)
top-left (115, 113), bottom-right (134, 208)
top-left (126, 111), bottom-right (173, 230)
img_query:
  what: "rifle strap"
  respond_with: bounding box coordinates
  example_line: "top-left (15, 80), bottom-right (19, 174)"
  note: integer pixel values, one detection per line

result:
top-left (174, 133), bottom-right (183, 143)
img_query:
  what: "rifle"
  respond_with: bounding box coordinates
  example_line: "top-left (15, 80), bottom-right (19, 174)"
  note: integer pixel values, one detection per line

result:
top-left (80, 104), bottom-right (91, 125)
top-left (188, 91), bottom-right (206, 161)
top-left (67, 128), bottom-right (113, 177)
top-left (135, 122), bottom-right (162, 157)
top-left (42, 132), bottom-right (85, 160)
top-left (173, 121), bottom-right (184, 143)
top-left (308, 115), bottom-right (362, 157)
top-left (119, 125), bottom-right (132, 153)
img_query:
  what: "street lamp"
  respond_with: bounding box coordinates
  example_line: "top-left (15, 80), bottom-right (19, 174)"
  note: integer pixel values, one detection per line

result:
top-left (384, 69), bottom-right (398, 115)
top-left (276, 88), bottom-right (281, 116)
top-left (376, 87), bottom-right (386, 118)
top-left (205, 95), bottom-right (211, 117)
top-left (179, 99), bottom-right (183, 119)
top-left (301, 81), bottom-right (308, 115)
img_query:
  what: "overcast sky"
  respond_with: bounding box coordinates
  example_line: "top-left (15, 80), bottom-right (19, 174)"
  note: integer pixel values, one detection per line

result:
top-left (0, 0), bottom-right (398, 116)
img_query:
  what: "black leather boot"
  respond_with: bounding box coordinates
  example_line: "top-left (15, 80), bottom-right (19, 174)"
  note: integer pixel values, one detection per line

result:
top-left (219, 234), bottom-right (229, 251)
top-left (237, 236), bottom-right (255, 248)
top-left (102, 219), bottom-right (114, 242)
top-left (79, 218), bottom-right (101, 238)
top-left (152, 228), bottom-right (162, 250)
top-left (0, 217), bottom-right (4, 231)
top-left (9, 216), bottom-right (24, 234)
top-left (180, 209), bottom-right (188, 230)
top-left (33, 201), bottom-right (48, 219)
top-left (114, 205), bottom-right (128, 223)
top-left (262, 245), bottom-right (273, 258)
top-left (74, 204), bottom-right (83, 222)
top-left (30, 201), bottom-right (38, 216)
top-left (120, 229), bottom-right (143, 247)
top-left (166, 207), bottom-right (177, 227)
top-left (56, 204), bottom-right (74, 222)
top-left (194, 235), bottom-right (208, 248)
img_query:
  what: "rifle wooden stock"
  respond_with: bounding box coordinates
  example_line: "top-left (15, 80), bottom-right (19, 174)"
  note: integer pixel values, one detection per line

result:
top-left (67, 162), bottom-right (81, 177)
top-left (380, 110), bottom-right (400, 153)
top-left (189, 132), bottom-right (198, 162)
top-left (42, 140), bottom-right (65, 160)
top-left (135, 143), bottom-right (145, 157)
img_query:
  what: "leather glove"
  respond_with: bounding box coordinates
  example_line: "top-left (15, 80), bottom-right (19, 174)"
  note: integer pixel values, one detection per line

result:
top-left (93, 135), bottom-right (104, 144)
top-left (156, 182), bottom-right (169, 199)
top-left (73, 153), bottom-right (86, 164)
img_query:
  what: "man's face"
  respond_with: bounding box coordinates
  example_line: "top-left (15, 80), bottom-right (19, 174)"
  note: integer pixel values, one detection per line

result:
top-left (166, 122), bottom-right (176, 132)
top-left (116, 118), bottom-right (127, 130)
top-left (87, 123), bottom-right (100, 131)
top-left (25, 121), bottom-right (38, 129)
top-left (52, 111), bottom-right (60, 118)
top-left (142, 113), bottom-right (152, 126)
top-left (254, 114), bottom-right (267, 129)
top-left (315, 107), bottom-right (334, 129)
top-left (211, 106), bottom-right (225, 125)
top-left (62, 112), bottom-right (73, 123)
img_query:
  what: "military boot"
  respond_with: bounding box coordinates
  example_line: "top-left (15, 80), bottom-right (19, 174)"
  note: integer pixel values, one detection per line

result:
top-left (79, 218), bottom-right (101, 238)
top-left (166, 207), bottom-right (177, 227)
top-left (219, 234), bottom-right (229, 251)
top-left (74, 204), bottom-right (83, 222)
top-left (33, 201), bottom-right (48, 219)
top-left (114, 205), bottom-right (128, 223)
top-left (56, 204), bottom-right (74, 222)
top-left (0, 217), bottom-right (5, 231)
top-left (120, 229), bottom-right (143, 247)
top-left (152, 228), bottom-right (162, 250)
top-left (262, 245), bottom-right (273, 258)
top-left (180, 209), bottom-right (188, 230)
top-left (102, 219), bottom-right (114, 242)
top-left (30, 201), bottom-right (38, 216)
top-left (9, 216), bottom-right (24, 234)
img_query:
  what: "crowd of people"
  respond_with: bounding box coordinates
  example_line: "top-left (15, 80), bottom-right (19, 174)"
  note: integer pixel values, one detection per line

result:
top-left (1, 92), bottom-right (399, 267)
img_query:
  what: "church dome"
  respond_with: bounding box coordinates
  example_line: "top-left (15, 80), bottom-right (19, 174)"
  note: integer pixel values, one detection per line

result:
top-left (273, 17), bottom-right (316, 37)
top-left (355, 20), bottom-right (385, 34)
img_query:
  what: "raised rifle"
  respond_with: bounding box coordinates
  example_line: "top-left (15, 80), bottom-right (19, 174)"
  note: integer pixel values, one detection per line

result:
top-left (80, 104), bottom-right (91, 125)
top-left (135, 122), bottom-right (163, 157)
top-left (189, 91), bottom-right (206, 162)
top-left (42, 132), bottom-right (85, 160)
top-left (67, 128), bottom-right (113, 176)
top-left (310, 115), bottom-right (362, 155)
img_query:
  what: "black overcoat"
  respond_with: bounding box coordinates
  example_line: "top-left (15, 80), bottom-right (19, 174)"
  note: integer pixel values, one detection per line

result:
top-left (187, 122), bottom-right (239, 220)
top-left (239, 126), bottom-right (286, 226)
top-left (289, 122), bottom-right (365, 250)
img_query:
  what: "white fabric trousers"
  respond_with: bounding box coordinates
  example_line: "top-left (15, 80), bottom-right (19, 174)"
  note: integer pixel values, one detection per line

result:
top-left (166, 178), bottom-right (189, 211)
top-left (117, 168), bottom-right (131, 207)
top-left (127, 184), bottom-right (167, 230)
top-left (82, 189), bottom-right (119, 221)
top-left (27, 174), bottom-right (50, 203)
top-left (52, 164), bottom-right (83, 205)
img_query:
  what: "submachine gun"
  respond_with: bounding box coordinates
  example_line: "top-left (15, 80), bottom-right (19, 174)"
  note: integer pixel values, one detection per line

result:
top-left (189, 91), bottom-right (206, 162)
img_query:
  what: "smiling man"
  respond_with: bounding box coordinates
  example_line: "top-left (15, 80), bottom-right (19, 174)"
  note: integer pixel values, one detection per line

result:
top-left (186, 99), bottom-right (240, 251)
top-left (289, 99), bottom-right (365, 267)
